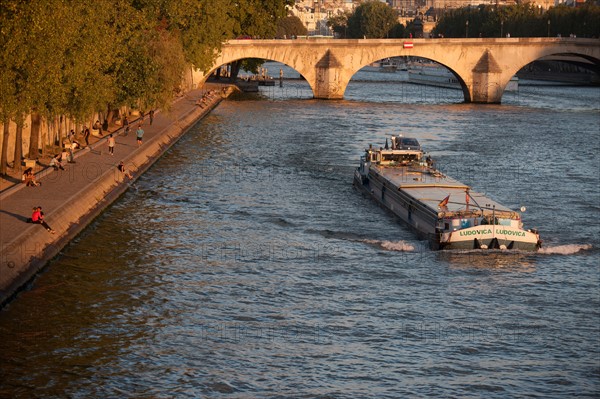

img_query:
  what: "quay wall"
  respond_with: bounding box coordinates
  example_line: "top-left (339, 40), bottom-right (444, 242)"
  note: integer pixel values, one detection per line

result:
top-left (0, 97), bottom-right (224, 308)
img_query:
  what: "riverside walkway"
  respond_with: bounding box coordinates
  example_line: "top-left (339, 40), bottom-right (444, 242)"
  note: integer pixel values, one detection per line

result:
top-left (0, 85), bottom-right (232, 306)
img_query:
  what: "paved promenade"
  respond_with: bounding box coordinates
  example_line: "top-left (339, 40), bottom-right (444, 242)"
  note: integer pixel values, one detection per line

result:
top-left (0, 84), bottom-right (231, 306)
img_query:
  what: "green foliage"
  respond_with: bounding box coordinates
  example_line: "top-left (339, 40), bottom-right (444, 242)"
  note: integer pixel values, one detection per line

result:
top-left (0, 0), bottom-right (295, 126)
top-left (276, 15), bottom-right (308, 38)
top-left (239, 58), bottom-right (265, 75)
top-left (390, 21), bottom-right (407, 38)
top-left (226, 0), bottom-right (293, 80)
top-left (547, 4), bottom-right (600, 38)
top-left (433, 3), bottom-right (600, 38)
top-left (327, 11), bottom-right (351, 38)
top-left (347, 1), bottom-right (400, 39)
top-left (228, 0), bottom-right (293, 39)
top-left (152, 0), bottom-right (235, 70)
top-left (144, 30), bottom-right (188, 110)
top-left (62, 0), bottom-right (124, 121)
top-left (0, 0), bottom-right (291, 169)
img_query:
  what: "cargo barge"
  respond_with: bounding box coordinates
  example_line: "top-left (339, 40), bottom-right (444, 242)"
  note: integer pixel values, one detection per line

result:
top-left (353, 135), bottom-right (542, 251)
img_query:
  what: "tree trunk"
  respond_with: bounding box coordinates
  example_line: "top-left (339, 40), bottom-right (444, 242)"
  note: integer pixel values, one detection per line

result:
top-left (55, 115), bottom-right (62, 146)
top-left (41, 118), bottom-right (48, 157)
top-left (106, 104), bottom-right (115, 127)
top-left (1, 121), bottom-right (10, 176)
top-left (13, 118), bottom-right (23, 169)
top-left (28, 112), bottom-right (41, 159)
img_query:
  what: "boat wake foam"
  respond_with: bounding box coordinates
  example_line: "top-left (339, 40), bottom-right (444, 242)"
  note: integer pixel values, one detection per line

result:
top-left (362, 239), bottom-right (416, 252)
top-left (538, 244), bottom-right (593, 255)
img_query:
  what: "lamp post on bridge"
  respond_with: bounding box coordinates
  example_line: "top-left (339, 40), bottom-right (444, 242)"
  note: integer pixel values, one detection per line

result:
top-left (500, 20), bottom-right (503, 38)
top-left (465, 20), bottom-right (469, 38)
top-left (547, 19), bottom-right (550, 37)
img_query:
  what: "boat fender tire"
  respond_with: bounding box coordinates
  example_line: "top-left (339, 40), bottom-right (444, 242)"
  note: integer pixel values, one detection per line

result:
top-left (489, 237), bottom-right (499, 250)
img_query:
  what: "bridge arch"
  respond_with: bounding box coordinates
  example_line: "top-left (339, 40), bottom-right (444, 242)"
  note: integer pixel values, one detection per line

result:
top-left (210, 48), bottom-right (320, 97)
top-left (349, 56), bottom-right (474, 102)
top-left (502, 50), bottom-right (599, 83)
top-left (209, 38), bottom-right (600, 103)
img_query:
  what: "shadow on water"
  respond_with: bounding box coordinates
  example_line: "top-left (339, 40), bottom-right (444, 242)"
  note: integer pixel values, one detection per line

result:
top-left (437, 250), bottom-right (538, 271)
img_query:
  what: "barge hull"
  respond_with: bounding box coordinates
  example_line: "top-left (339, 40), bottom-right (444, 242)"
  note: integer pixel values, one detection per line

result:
top-left (354, 170), bottom-right (440, 247)
top-left (354, 168), bottom-right (539, 252)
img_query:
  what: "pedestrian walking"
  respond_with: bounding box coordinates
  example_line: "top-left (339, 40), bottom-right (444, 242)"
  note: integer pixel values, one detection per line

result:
top-left (123, 116), bottom-right (129, 136)
top-left (136, 124), bottom-right (144, 146)
top-left (149, 109), bottom-right (154, 125)
top-left (107, 134), bottom-right (115, 155)
top-left (30, 206), bottom-right (55, 234)
top-left (83, 127), bottom-right (90, 146)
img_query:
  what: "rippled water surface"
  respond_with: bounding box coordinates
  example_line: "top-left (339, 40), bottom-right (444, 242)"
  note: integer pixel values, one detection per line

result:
top-left (1, 65), bottom-right (599, 398)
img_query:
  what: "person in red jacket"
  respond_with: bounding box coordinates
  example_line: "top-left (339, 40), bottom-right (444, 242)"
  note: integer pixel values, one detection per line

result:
top-left (31, 206), bottom-right (55, 234)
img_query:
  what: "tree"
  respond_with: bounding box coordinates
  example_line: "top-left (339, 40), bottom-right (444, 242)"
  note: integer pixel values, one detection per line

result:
top-left (0, 0), bottom-right (265, 173)
top-left (432, 3), bottom-right (600, 38)
top-left (61, 0), bottom-right (121, 124)
top-left (0, 0), bottom-right (68, 162)
top-left (0, 0), bottom-right (120, 160)
top-left (229, 0), bottom-right (292, 39)
top-left (327, 11), bottom-right (351, 38)
top-left (143, 29), bottom-right (188, 110)
top-left (389, 21), bottom-right (406, 38)
top-left (149, 0), bottom-right (236, 71)
top-left (226, 0), bottom-right (293, 80)
top-left (0, 1), bottom-right (20, 174)
top-left (276, 15), bottom-right (307, 38)
top-left (20, 0), bottom-right (83, 159)
top-left (0, 124), bottom-right (9, 175)
top-left (13, 117), bottom-right (24, 167)
top-left (347, 1), bottom-right (400, 39)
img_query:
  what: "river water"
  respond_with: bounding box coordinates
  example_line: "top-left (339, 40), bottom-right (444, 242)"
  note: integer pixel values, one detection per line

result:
top-left (0, 64), bottom-right (598, 398)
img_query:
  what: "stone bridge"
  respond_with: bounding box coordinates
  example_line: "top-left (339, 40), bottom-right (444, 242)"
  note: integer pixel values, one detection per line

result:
top-left (209, 38), bottom-right (600, 103)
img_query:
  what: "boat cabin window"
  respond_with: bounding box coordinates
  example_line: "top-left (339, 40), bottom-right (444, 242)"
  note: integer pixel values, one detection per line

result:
top-left (481, 216), bottom-right (499, 225)
top-left (395, 138), bottom-right (421, 150)
top-left (381, 153), bottom-right (420, 163)
top-left (401, 138), bottom-right (419, 147)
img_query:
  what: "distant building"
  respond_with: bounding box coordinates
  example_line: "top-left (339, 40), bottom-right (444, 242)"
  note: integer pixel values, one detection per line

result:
top-left (388, 0), bottom-right (553, 19)
top-left (291, 0), bottom-right (355, 36)
top-left (293, 0), bottom-right (562, 37)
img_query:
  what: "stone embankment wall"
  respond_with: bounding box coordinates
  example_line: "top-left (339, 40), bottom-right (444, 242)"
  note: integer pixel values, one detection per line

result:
top-left (0, 94), bottom-right (224, 307)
